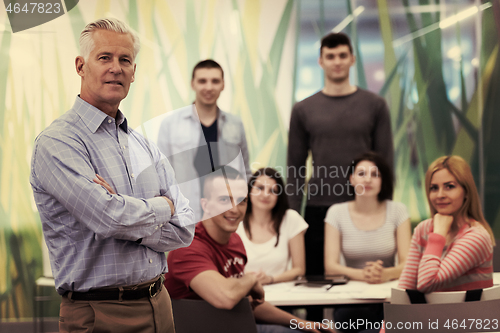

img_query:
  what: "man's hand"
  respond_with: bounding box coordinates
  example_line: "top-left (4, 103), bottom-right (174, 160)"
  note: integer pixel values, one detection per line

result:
top-left (94, 174), bottom-right (174, 216)
top-left (248, 280), bottom-right (265, 309)
top-left (161, 196), bottom-right (175, 216)
top-left (252, 270), bottom-right (274, 285)
top-left (433, 213), bottom-right (454, 237)
top-left (93, 174), bottom-right (116, 194)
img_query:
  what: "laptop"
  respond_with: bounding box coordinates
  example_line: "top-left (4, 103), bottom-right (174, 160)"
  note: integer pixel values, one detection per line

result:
top-left (294, 274), bottom-right (349, 287)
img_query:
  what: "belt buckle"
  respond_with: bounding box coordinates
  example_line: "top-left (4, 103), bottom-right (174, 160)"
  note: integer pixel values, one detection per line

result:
top-left (149, 280), bottom-right (159, 298)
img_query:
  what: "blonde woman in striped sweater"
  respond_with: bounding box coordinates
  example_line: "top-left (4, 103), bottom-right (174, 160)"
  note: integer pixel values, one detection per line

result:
top-left (398, 155), bottom-right (495, 292)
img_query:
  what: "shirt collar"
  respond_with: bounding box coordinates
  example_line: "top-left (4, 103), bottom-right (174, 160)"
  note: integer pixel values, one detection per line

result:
top-left (185, 103), bottom-right (225, 122)
top-left (184, 104), bottom-right (199, 120)
top-left (73, 96), bottom-right (128, 133)
top-left (116, 110), bottom-right (128, 132)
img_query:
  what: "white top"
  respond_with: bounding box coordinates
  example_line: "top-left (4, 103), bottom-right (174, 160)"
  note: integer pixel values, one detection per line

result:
top-left (156, 105), bottom-right (250, 221)
top-left (237, 209), bottom-right (309, 277)
top-left (324, 200), bottom-right (409, 269)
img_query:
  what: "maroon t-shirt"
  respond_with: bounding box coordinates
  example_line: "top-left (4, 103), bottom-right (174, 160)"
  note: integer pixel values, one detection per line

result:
top-left (164, 222), bottom-right (247, 299)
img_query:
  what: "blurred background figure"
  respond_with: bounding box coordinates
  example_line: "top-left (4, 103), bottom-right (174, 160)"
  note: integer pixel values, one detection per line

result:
top-left (324, 152), bottom-right (411, 333)
top-left (157, 60), bottom-right (250, 221)
top-left (398, 155), bottom-right (494, 293)
top-left (237, 168), bottom-right (308, 284)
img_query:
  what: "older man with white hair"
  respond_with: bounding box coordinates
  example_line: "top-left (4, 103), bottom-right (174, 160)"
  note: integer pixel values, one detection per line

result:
top-left (30, 18), bottom-right (195, 333)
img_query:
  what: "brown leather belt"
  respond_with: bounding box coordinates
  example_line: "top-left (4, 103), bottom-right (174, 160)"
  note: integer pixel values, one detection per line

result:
top-left (65, 276), bottom-right (163, 301)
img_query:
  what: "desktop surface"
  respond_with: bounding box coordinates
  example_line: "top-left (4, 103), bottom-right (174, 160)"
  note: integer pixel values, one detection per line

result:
top-left (264, 273), bottom-right (500, 307)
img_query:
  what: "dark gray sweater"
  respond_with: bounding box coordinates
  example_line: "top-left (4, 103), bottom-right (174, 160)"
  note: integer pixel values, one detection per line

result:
top-left (287, 88), bottom-right (393, 211)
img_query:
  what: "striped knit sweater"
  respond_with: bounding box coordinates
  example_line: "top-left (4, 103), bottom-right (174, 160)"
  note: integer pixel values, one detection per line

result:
top-left (398, 219), bottom-right (493, 293)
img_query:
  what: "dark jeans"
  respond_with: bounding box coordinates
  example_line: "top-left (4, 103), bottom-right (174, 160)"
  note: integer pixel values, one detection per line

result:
top-left (303, 205), bottom-right (330, 322)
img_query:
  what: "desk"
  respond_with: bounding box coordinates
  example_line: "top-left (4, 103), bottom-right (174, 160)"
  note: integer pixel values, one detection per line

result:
top-left (34, 277), bottom-right (58, 333)
top-left (264, 273), bottom-right (500, 307)
top-left (34, 274), bottom-right (500, 312)
top-left (264, 279), bottom-right (398, 306)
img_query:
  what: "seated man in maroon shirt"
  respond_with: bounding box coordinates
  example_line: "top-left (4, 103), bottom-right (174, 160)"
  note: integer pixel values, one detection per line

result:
top-left (164, 166), bottom-right (333, 333)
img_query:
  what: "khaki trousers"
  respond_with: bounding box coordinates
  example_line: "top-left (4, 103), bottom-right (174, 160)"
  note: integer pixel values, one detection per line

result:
top-left (59, 284), bottom-right (175, 333)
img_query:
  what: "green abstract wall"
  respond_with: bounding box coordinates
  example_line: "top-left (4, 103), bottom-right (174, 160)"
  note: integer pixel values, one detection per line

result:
top-left (296, 0), bottom-right (500, 229)
top-left (0, 0), bottom-right (297, 319)
top-left (1, 0), bottom-right (500, 321)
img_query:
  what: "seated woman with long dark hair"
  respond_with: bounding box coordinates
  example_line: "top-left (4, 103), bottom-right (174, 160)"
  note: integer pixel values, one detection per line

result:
top-left (398, 155), bottom-right (494, 292)
top-left (236, 167), bottom-right (308, 284)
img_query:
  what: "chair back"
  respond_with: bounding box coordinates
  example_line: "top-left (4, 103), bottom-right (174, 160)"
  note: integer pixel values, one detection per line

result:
top-left (390, 285), bottom-right (500, 304)
top-left (172, 298), bottom-right (258, 333)
top-left (384, 286), bottom-right (500, 332)
top-left (493, 239), bottom-right (500, 271)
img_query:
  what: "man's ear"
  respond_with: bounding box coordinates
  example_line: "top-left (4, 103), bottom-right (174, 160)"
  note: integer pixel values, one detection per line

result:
top-left (200, 198), bottom-right (208, 214)
top-left (318, 56), bottom-right (324, 69)
top-left (75, 56), bottom-right (85, 77)
top-left (131, 63), bottom-right (136, 83)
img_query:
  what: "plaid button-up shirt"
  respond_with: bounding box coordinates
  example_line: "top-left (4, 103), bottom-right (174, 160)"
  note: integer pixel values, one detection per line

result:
top-left (30, 96), bottom-right (195, 295)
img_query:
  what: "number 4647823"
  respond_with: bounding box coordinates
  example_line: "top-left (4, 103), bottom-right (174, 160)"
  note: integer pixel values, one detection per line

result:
top-left (444, 319), bottom-right (499, 330)
top-left (5, 2), bottom-right (61, 14)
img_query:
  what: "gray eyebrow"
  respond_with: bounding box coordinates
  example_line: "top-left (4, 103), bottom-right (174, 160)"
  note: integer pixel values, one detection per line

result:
top-left (97, 52), bottom-right (132, 58)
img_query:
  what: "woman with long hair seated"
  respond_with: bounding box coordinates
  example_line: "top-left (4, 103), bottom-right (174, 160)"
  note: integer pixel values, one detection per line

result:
top-left (398, 155), bottom-right (494, 292)
top-left (236, 167), bottom-right (308, 284)
top-left (324, 152), bottom-right (411, 333)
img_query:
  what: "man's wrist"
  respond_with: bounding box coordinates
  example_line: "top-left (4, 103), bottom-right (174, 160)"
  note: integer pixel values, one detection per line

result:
top-left (160, 196), bottom-right (175, 216)
top-left (247, 273), bottom-right (258, 286)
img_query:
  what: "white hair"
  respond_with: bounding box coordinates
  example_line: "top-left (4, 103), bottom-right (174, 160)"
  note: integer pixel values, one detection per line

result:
top-left (79, 18), bottom-right (140, 61)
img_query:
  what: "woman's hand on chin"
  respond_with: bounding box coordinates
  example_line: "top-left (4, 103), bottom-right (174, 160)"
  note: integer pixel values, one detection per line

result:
top-left (433, 213), bottom-right (454, 237)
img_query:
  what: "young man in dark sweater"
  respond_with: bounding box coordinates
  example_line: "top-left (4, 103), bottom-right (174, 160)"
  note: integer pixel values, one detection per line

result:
top-left (287, 32), bottom-right (394, 307)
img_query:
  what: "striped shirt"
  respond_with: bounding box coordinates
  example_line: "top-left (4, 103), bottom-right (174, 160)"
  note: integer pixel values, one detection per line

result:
top-left (398, 219), bottom-right (493, 293)
top-left (324, 200), bottom-right (409, 269)
top-left (30, 96), bottom-right (195, 295)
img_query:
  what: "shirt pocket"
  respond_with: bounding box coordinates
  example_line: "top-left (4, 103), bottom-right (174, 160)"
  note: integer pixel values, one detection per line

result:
top-left (171, 126), bottom-right (202, 153)
top-left (220, 122), bottom-right (241, 145)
